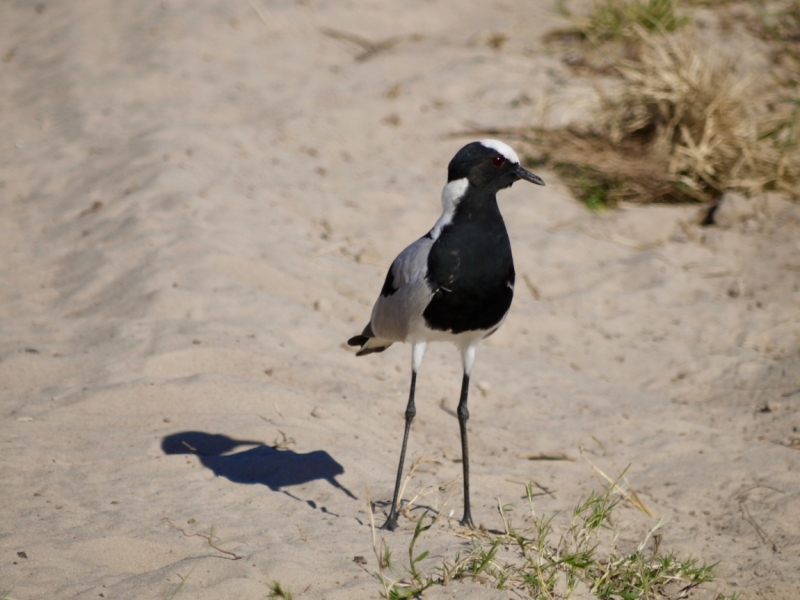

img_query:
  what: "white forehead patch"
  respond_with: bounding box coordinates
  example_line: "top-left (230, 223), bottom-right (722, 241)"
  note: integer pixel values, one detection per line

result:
top-left (479, 139), bottom-right (520, 164)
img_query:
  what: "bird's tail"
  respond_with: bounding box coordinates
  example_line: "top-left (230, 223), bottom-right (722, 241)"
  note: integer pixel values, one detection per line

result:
top-left (347, 323), bottom-right (393, 356)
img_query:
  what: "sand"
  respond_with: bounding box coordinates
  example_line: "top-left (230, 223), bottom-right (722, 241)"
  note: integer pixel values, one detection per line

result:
top-left (1, 0), bottom-right (799, 598)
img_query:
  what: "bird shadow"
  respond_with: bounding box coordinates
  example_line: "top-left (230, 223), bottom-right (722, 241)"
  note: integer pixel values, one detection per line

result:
top-left (161, 431), bottom-right (356, 509)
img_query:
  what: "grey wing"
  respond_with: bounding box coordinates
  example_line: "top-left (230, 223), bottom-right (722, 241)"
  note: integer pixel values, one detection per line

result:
top-left (369, 235), bottom-right (435, 342)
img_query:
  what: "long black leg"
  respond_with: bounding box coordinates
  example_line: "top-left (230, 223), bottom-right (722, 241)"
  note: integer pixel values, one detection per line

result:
top-left (457, 371), bottom-right (475, 528)
top-left (382, 370), bottom-right (417, 530)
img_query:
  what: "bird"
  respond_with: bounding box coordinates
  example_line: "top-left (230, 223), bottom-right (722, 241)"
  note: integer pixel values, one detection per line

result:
top-left (348, 139), bottom-right (544, 531)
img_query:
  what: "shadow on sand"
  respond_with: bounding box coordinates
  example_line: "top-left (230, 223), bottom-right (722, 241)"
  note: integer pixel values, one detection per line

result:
top-left (161, 431), bottom-right (356, 506)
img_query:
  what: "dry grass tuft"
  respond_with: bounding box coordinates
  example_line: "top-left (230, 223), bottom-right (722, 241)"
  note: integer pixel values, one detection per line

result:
top-left (541, 28), bottom-right (800, 205)
top-left (605, 30), bottom-right (797, 197)
top-left (533, 0), bottom-right (800, 207)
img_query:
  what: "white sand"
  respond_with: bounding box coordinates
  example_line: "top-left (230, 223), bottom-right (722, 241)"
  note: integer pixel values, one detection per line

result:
top-left (1, 1), bottom-right (799, 598)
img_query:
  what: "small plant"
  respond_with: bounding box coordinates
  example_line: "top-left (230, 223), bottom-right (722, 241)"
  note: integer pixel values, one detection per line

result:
top-left (163, 562), bottom-right (197, 600)
top-left (555, 164), bottom-right (615, 210)
top-left (267, 581), bottom-right (294, 600)
top-left (583, 0), bottom-right (688, 42)
top-left (406, 513), bottom-right (434, 589)
top-left (549, 0), bottom-right (688, 45)
top-left (368, 476), bottom-right (735, 599)
top-left (373, 513), bottom-right (437, 599)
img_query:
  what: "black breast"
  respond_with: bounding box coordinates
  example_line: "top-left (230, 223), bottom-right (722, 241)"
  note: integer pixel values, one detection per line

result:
top-left (423, 193), bottom-right (515, 334)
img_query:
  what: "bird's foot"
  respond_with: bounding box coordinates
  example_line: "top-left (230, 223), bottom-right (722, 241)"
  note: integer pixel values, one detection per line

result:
top-left (459, 513), bottom-right (475, 529)
top-left (381, 515), bottom-right (399, 531)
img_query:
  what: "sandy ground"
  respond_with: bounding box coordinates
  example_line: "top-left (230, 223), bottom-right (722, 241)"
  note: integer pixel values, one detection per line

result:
top-left (1, 1), bottom-right (800, 598)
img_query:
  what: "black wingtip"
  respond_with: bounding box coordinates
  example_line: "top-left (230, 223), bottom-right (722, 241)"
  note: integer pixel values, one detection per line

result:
top-left (348, 335), bottom-right (369, 347)
top-left (347, 334), bottom-right (392, 357)
top-left (348, 323), bottom-right (393, 356)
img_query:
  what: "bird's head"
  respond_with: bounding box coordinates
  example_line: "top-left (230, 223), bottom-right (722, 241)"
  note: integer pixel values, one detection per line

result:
top-left (448, 139), bottom-right (545, 192)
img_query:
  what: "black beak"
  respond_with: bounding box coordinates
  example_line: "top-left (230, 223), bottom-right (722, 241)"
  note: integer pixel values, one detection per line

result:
top-left (516, 164), bottom-right (545, 186)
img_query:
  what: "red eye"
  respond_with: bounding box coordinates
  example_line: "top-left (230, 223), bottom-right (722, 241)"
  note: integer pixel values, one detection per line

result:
top-left (492, 156), bottom-right (505, 167)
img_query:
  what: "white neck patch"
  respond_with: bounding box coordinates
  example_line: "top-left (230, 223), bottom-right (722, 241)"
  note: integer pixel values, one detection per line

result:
top-left (430, 177), bottom-right (468, 240)
top-left (479, 139), bottom-right (520, 164)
